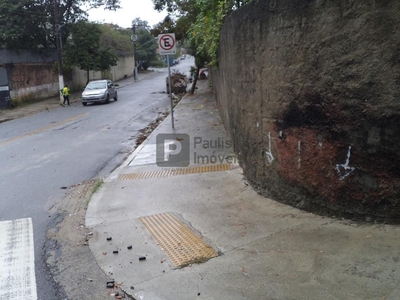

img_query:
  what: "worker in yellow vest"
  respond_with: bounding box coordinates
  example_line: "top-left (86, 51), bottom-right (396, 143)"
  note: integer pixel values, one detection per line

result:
top-left (61, 84), bottom-right (71, 107)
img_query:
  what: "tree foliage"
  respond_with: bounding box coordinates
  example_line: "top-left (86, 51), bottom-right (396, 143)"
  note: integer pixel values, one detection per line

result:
top-left (131, 18), bottom-right (159, 69)
top-left (136, 28), bottom-right (158, 68)
top-left (0, 0), bottom-right (51, 49)
top-left (152, 0), bottom-right (252, 66)
top-left (150, 0), bottom-right (252, 93)
top-left (189, 0), bottom-right (252, 66)
top-left (99, 24), bottom-right (134, 56)
top-left (0, 0), bottom-right (121, 49)
top-left (151, 15), bottom-right (192, 44)
top-left (150, 16), bottom-right (175, 37)
top-left (64, 21), bottom-right (118, 83)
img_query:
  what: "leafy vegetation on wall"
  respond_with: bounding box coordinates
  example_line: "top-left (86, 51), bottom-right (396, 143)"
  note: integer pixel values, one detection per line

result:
top-left (151, 0), bottom-right (252, 66)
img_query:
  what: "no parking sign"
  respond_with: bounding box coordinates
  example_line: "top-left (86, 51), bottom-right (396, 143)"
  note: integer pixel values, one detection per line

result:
top-left (158, 33), bottom-right (176, 55)
top-left (158, 33), bottom-right (177, 129)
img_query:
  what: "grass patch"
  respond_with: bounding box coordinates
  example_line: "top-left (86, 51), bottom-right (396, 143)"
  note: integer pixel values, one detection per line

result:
top-left (85, 178), bottom-right (104, 208)
top-left (92, 178), bottom-right (104, 194)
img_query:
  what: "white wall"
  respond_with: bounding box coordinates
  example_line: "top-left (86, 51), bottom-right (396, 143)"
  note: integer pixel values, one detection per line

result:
top-left (10, 83), bottom-right (59, 100)
top-left (71, 55), bottom-right (135, 89)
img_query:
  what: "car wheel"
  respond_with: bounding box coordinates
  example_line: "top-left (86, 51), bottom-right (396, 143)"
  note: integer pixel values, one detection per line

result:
top-left (114, 92), bottom-right (118, 101)
top-left (82, 102), bottom-right (87, 106)
top-left (105, 94), bottom-right (110, 104)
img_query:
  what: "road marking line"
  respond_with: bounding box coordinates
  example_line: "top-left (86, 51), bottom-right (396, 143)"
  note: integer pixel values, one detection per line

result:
top-left (0, 218), bottom-right (37, 300)
top-left (0, 113), bottom-right (88, 146)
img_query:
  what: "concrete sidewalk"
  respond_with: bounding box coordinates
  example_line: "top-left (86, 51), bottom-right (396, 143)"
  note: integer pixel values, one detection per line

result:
top-left (86, 80), bottom-right (400, 300)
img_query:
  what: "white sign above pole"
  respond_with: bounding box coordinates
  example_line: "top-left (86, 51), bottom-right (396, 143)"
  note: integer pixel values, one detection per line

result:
top-left (158, 33), bottom-right (176, 55)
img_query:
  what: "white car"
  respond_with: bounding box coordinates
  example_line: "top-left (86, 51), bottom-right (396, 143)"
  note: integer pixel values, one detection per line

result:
top-left (81, 79), bottom-right (118, 106)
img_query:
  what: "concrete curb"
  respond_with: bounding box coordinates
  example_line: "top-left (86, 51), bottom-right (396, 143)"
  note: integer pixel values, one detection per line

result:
top-left (107, 89), bottom-right (191, 182)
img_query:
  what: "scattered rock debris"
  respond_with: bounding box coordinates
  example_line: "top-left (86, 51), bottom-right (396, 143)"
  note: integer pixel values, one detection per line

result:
top-left (107, 280), bottom-right (127, 299)
top-left (134, 93), bottom-right (184, 148)
top-left (166, 71), bottom-right (188, 94)
top-left (134, 114), bottom-right (167, 147)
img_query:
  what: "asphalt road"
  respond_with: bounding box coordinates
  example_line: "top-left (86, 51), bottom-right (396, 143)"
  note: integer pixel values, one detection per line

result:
top-left (0, 58), bottom-right (193, 300)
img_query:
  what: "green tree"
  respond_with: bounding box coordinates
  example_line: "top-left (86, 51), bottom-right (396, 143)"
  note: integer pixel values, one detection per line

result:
top-left (151, 15), bottom-right (191, 43)
top-left (136, 28), bottom-right (158, 69)
top-left (151, 0), bottom-right (252, 93)
top-left (151, 1), bottom-right (201, 93)
top-left (64, 21), bottom-right (118, 84)
top-left (0, 0), bottom-right (50, 49)
top-left (152, 0), bottom-right (251, 65)
top-left (99, 24), bottom-right (134, 56)
top-left (188, 0), bottom-right (251, 66)
top-left (0, 0), bottom-right (121, 49)
top-left (132, 18), bottom-right (158, 70)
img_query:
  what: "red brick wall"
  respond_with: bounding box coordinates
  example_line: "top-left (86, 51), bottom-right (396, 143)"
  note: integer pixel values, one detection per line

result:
top-left (7, 62), bottom-right (59, 101)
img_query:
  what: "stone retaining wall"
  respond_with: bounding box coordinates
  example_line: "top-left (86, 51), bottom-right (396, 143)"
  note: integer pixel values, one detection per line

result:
top-left (212, 0), bottom-right (400, 222)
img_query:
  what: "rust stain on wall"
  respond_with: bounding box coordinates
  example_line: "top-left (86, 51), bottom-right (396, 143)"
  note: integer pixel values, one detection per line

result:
top-left (277, 128), bottom-right (341, 200)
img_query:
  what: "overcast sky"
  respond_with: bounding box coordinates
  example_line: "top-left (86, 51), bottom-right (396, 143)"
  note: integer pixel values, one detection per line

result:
top-left (87, 0), bottom-right (168, 28)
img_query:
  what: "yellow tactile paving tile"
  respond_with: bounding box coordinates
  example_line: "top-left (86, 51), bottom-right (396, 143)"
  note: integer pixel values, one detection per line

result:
top-left (118, 163), bottom-right (232, 180)
top-left (140, 212), bottom-right (218, 267)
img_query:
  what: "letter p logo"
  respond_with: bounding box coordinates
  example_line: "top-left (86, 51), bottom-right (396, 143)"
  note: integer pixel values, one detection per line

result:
top-left (156, 134), bottom-right (190, 167)
top-left (163, 139), bottom-right (182, 161)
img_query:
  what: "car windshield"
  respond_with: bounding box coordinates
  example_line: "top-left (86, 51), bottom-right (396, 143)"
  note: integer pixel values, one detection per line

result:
top-left (85, 82), bottom-right (107, 90)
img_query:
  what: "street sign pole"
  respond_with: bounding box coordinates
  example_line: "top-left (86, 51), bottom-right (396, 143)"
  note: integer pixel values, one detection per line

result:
top-left (167, 54), bottom-right (174, 129)
top-left (158, 33), bottom-right (176, 130)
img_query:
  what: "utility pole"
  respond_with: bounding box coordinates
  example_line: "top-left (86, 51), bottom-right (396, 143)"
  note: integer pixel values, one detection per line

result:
top-left (132, 24), bottom-right (138, 81)
top-left (167, 54), bottom-right (174, 129)
top-left (54, 0), bottom-right (64, 103)
top-left (131, 21), bottom-right (145, 81)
